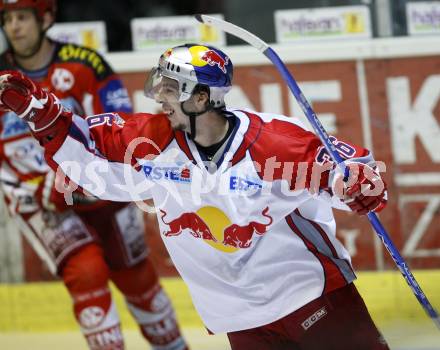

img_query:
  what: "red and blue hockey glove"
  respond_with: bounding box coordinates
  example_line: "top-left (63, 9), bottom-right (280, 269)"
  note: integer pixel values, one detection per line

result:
top-left (0, 70), bottom-right (71, 133)
top-left (332, 162), bottom-right (387, 215)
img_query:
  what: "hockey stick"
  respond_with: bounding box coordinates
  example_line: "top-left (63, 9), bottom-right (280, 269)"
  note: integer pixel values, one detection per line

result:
top-left (195, 14), bottom-right (440, 329)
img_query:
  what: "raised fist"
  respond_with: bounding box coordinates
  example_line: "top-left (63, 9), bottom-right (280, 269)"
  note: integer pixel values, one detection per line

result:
top-left (0, 70), bottom-right (68, 132)
top-left (332, 162), bottom-right (387, 215)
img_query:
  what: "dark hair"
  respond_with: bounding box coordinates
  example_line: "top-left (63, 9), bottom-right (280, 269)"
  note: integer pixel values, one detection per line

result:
top-left (192, 84), bottom-right (210, 96)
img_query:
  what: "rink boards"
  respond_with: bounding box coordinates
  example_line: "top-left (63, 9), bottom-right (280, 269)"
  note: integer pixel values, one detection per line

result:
top-left (1, 271), bottom-right (439, 331)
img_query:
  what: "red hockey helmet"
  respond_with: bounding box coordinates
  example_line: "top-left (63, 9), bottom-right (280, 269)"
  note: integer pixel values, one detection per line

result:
top-left (0, 0), bottom-right (56, 20)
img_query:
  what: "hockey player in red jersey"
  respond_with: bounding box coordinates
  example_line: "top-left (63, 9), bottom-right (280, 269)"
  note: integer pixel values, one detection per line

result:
top-left (0, 1), bottom-right (188, 349)
top-left (0, 43), bottom-right (389, 349)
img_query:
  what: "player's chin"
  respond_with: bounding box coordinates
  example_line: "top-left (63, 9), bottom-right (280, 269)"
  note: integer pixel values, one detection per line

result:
top-left (10, 41), bottom-right (33, 55)
top-left (164, 111), bottom-right (176, 122)
top-left (9, 44), bottom-right (25, 56)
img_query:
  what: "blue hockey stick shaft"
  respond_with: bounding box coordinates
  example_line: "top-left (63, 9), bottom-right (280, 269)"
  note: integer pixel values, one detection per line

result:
top-left (267, 49), bottom-right (440, 328)
top-left (196, 14), bottom-right (440, 330)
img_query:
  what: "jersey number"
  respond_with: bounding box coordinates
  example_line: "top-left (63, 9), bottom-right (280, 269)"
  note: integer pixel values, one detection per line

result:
top-left (315, 136), bottom-right (356, 164)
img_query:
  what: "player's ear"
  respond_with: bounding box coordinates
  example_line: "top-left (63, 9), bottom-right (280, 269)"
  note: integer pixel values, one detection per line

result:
top-left (41, 11), bottom-right (54, 32)
top-left (199, 90), bottom-right (210, 103)
top-left (195, 90), bottom-right (210, 109)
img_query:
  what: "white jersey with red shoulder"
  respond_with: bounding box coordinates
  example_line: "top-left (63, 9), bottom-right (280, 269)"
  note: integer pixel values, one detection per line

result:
top-left (44, 108), bottom-right (374, 333)
top-left (0, 40), bottom-right (132, 213)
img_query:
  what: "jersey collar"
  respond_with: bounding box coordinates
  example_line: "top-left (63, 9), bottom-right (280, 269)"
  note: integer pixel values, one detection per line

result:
top-left (174, 109), bottom-right (263, 173)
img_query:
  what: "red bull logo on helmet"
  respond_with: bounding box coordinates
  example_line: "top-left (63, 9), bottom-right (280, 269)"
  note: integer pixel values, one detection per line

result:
top-left (201, 50), bottom-right (229, 74)
top-left (160, 206), bottom-right (272, 252)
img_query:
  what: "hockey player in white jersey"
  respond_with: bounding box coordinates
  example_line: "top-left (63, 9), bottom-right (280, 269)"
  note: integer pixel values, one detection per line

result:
top-left (0, 43), bottom-right (389, 349)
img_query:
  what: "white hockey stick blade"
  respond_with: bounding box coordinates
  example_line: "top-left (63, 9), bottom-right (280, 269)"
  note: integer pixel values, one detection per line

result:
top-left (195, 14), bottom-right (269, 53)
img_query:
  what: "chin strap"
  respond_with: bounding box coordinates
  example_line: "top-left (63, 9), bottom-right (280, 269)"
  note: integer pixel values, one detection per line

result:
top-left (180, 101), bottom-right (211, 140)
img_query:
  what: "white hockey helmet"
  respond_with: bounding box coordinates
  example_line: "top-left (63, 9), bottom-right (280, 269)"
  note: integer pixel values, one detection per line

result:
top-left (144, 43), bottom-right (233, 108)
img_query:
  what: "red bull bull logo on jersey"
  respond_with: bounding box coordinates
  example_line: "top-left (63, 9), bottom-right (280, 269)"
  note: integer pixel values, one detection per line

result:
top-left (160, 206), bottom-right (273, 251)
top-left (160, 210), bottom-right (217, 242)
top-left (222, 207), bottom-right (273, 248)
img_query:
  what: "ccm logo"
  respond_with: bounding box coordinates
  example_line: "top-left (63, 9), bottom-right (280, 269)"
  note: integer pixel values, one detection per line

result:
top-left (301, 307), bottom-right (327, 330)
